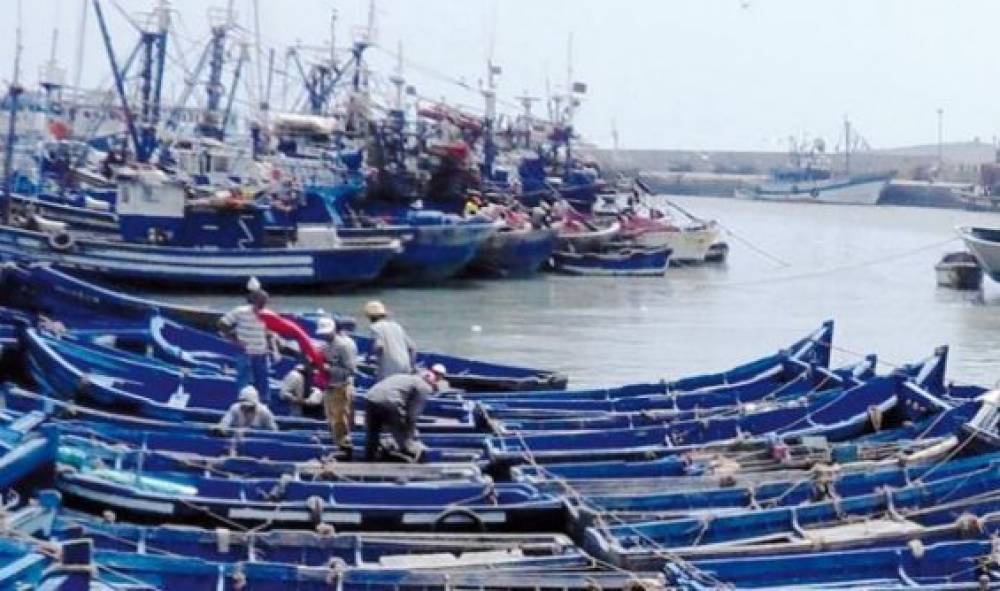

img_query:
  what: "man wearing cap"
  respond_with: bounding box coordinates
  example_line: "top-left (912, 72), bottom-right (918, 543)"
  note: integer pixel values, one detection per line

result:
top-left (364, 300), bottom-right (416, 381)
top-left (278, 364), bottom-right (324, 417)
top-left (363, 366), bottom-right (446, 462)
top-left (219, 280), bottom-right (272, 404)
top-left (316, 316), bottom-right (358, 452)
top-left (217, 386), bottom-right (278, 432)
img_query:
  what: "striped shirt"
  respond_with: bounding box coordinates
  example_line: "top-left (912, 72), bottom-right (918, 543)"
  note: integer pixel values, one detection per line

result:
top-left (220, 304), bottom-right (269, 355)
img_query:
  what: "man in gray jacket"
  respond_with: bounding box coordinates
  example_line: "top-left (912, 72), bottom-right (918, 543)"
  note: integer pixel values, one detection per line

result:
top-left (363, 364), bottom-right (446, 461)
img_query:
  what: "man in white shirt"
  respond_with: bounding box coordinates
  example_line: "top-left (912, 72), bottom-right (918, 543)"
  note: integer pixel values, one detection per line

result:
top-left (219, 285), bottom-right (272, 403)
top-left (217, 386), bottom-right (278, 432)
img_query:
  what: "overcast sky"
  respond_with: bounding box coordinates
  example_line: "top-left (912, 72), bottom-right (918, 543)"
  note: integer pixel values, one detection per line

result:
top-left (0, 0), bottom-right (996, 151)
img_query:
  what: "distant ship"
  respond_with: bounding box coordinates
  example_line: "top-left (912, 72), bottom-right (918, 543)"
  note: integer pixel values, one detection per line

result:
top-left (736, 167), bottom-right (893, 206)
top-left (736, 119), bottom-right (893, 206)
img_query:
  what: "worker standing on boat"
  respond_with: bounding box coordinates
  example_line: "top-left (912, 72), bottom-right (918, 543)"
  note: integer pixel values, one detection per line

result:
top-left (363, 365), bottom-right (447, 461)
top-left (315, 316), bottom-right (358, 454)
top-left (364, 300), bottom-right (416, 380)
top-left (217, 386), bottom-right (278, 432)
top-left (219, 280), bottom-right (272, 404)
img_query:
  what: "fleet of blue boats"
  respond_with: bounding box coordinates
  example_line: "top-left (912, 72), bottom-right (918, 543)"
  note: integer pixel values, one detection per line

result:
top-left (0, 265), bottom-right (996, 589)
top-left (2, 2), bottom-right (999, 590)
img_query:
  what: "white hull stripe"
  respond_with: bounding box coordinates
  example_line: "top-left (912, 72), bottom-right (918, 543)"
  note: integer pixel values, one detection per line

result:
top-left (0, 246), bottom-right (316, 277)
top-left (60, 483), bottom-right (176, 515)
top-left (558, 265), bottom-right (667, 277)
top-left (228, 508), bottom-right (362, 524)
top-left (402, 511), bottom-right (507, 525)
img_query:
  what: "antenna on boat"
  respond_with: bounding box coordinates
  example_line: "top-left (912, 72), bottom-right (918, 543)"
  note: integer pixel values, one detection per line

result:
top-left (252, 0), bottom-right (264, 105)
top-left (390, 40), bottom-right (405, 110)
top-left (73, 0), bottom-right (89, 89)
top-left (2, 0), bottom-right (24, 225)
top-left (516, 94), bottom-right (538, 149)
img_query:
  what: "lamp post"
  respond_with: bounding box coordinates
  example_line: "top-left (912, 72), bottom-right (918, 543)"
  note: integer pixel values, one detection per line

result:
top-left (936, 107), bottom-right (944, 173)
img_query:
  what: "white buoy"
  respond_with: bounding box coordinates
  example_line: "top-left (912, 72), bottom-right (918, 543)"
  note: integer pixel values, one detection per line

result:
top-left (471, 325), bottom-right (482, 333)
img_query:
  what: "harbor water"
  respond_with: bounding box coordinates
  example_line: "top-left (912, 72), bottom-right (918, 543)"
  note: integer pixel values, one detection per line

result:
top-left (169, 196), bottom-right (1000, 389)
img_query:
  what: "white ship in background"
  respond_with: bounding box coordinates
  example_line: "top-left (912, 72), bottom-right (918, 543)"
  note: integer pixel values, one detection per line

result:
top-left (737, 119), bottom-right (893, 206)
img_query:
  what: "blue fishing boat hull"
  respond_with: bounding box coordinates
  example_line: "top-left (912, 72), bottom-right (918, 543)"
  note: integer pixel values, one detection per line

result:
top-left (548, 247), bottom-right (671, 276)
top-left (0, 225), bottom-right (399, 287)
top-left (0, 413), bottom-right (58, 491)
top-left (467, 227), bottom-right (559, 277)
top-left (55, 469), bottom-right (568, 532)
top-left (340, 221), bottom-right (496, 283)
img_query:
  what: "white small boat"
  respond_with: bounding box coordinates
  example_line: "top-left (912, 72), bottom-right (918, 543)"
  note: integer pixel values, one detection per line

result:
top-left (958, 226), bottom-right (1000, 283)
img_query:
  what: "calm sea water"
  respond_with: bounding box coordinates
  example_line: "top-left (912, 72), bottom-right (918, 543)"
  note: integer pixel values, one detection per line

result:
top-left (164, 196), bottom-right (1000, 389)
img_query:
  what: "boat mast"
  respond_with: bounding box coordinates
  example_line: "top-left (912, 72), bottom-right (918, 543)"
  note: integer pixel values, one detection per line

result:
top-left (200, 0), bottom-right (234, 139)
top-left (2, 0), bottom-right (24, 225)
top-left (73, 0), bottom-right (89, 89)
top-left (482, 60), bottom-right (499, 180)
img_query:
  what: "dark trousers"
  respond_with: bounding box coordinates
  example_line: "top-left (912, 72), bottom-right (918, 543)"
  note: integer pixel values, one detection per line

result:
top-left (364, 400), bottom-right (413, 461)
top-left (364, 401), bottom-right (391, 461)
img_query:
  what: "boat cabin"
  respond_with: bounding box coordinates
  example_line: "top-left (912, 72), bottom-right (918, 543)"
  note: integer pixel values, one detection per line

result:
top-left (116, 167), bottom-right (268, 249)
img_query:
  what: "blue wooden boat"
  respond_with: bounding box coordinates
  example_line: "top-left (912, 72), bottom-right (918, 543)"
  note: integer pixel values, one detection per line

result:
top-left (466, 226), bottom-right (559, 277)
top-left (0, 263), bottom-right (569, 391)
top-left (1, 386), bottom-right (485, 464)
top-left (485, 373), bottom-right (907, 468)
top-left (22, 495), bottom-right (585, 572)
top-left (480, 356), bottom-right (874, 430)
top-left (675, 538), bottom-right (1000, 589)
top-left (23, 328), bottom-right (477, 431)
top-left (55, 466), bottom-right (567, 531)
top-left (548, 246), bottom-right (671, 276)
top-left (568, 448), bottom-right (1000, 520)
top-left (512, 396), bottom-right (980, 483)
top-left (584, 459), bottom-right (1000, 570)
top-left (0, 535), bottom-right (91, 590)
top-left (486, 361), bottom-right (874, 433)
top-left (59, 434), bottom-right (484, 482)
top-left (0, 411), bottom-right (58, 491)
top-left (459, 320), bottom-right (834, 404)
top-left (300, 187), bottom-right (501, 283)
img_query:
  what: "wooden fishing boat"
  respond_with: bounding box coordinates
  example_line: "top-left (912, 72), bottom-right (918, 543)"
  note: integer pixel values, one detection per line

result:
top-left (675, 538), bottom-right (1000, 589)
top-left (548, 246), bottom-right (671, 277)
top-left (466, 225), bottom-right (559, 277)
top-left (934, 250), bottom-right (983, 289)
top-left (587, 461), bottom-right (1000, 569)
top-left (476, 354), bottom-right (871, 421)
top-left (459, 320), bottom-right (834, 403)
top-left (59, 434), bottom-right (485, 483)
top-left (0, 411), bottom-right (58, 490)
top-left (485, 372), bottom-right (914, 469)
top-left (55, 467), bottom-right (567, 531)
top-left (0, 534), bottom-right (92, 590)
top-left (0, 263), bottom-right (569, 392)
top-left (23, 328), bottom-right (477, 431)
top-left (2, 386), bottom-right (483, 464)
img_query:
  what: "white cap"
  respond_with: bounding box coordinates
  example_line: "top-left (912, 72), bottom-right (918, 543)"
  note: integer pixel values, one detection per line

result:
top-left (238, 385), bottom-right (260, 404)
top-left (315, 316), bottom-right (337, 336)
top-left (430, 363), bottom-right (447, 376)
top-left (246, 276), bottom-right (262, 292)
top-left (364, 300), bottom-right (387, 317)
